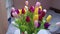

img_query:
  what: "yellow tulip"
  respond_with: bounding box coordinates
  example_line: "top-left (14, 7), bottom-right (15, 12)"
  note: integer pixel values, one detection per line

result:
top-left (18, 9), bottom-right (22, 15)
top-left (39, 6), bottom-right (42, 11)
top-left (34, 7), bottom-right (38, 15)
top-left (46, 15), bottom-right (52, 22)
top-left (33, 14), bottom-right (38, 21)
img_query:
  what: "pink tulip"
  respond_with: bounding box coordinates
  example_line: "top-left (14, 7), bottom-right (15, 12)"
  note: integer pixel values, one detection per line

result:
top-left (25, 1), bottom-right (29, 6)
top-left (35, 2), bottom-right (41, 7)
top-left (11, 7), bottom-right (19, 17)
top-left (34, 20), bottom-right (38, 28)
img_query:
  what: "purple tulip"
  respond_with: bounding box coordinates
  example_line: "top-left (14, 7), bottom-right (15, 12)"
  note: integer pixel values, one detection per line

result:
top-left (15, 9), bottom-right (19, 14)
top-left (11, 7), bottom-right (19, 17)
top-left (38, 8), bottom-right (41, 14)
top-left (44, 23), bottom-right (50, 29)
top-left (37, 22), bottom-right (41, 28)
top-left (29, 6), bottom-right (35, 13)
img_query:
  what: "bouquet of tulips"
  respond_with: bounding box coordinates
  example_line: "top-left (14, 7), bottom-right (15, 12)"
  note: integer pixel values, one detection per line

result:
top-left (11, 1), bottom-right (52, 34)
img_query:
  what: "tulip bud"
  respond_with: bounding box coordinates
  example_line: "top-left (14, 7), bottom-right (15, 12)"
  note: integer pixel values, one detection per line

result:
top-left (46, 15), bottom-right (52, 22)
top-left (44, 22), bottom-right (50, 29)
top-left (11, 11), bottom-right (18, 17)
top-left (38, 15), bottom-right (43, 21)
top-left (11, 7), bottom-right (15, 11)
top-left (25, 1), bottom-right (28, 6)
top-left (22, 8), bottom-right (25, 14)
top-left (34, 7), bottom-right (38, 15)
top-left (39, 6), bottom-right (42, 11)
top-left (24, 31), bottom-right (27, 34)
top-left (38, 8), bottom-right (41, 14)
top-left (34, 20), bottom-right (38, 28)
top-left (43, 9), bottom-right (47, 13)
top-left (35, 2), bottom-right (41, 7)
top-left (25, 6), bottom-right (28, 11)
top-left (26, 16), bottom-right (30, 22)
top-left (40, 11), bottom-right (46, 17)
top-left (33, 14), bottom-right (38, 21)
top-left (37, 22), bottom-right (41, 28)
top-left (18, 9), bottom-right (22, 15)
top-left (15, 9), bottom-right (19, 14)
top-left (29, 6), bottom-right (35, 13)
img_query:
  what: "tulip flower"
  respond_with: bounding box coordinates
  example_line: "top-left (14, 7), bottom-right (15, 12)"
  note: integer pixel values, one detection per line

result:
top-left (37, 22), bottom-right (41, 28)
top-left (34, 20), bottom-right (38, 28)
top-left (33, 14), bottom-right (38, 21)
top-left (43, 9), bottom-right (47, 13)
top-left (15, 9), bottom-right (19, 14)
top-left (24, 31), bottom-right (27, 34)
top-left (46, 15), bottom-right (52, 22)
top-left (35, 2), bottom-right (41, 7)
top-left (40, 11), bottom-right (46, 17)
top-left (22, 8), bottom-right (26, 14)
top-left (11, 11), bottom-right (18, 17)
top-left (39, 6), bottom-right (42, 11)
top-left (25, 6), bottom-right (28, 11)
top-left (38, 8), bottom-right (41, 14)
top-left (11, 7), bottom-right (15, 11)
top-left (29, 6), bottom-right (35, 13)
top-left (44, 22), bottom-right (50, 29)
top-left (26, 16), bottom-right (30, 22)
top-left (25, 1), bottom-right (29, 6)
top-left (11, 7), bottom-right (18, 17)
top-left (38, 15), bottom-right (43, 21)
top-left (34, 7), bottom-right (38, 15)
top-left (18, 9), bottom-right (22, 15)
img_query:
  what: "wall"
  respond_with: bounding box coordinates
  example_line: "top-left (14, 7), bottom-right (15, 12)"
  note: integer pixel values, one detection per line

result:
top-left (13, 0), bottom-right (50, 9)
top-left (50, 0), bottom-right (60, 9)
top-left (0, 0), bottom-right (8, 34)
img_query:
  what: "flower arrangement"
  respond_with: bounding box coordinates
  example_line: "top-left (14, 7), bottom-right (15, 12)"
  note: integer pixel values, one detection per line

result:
top-left (11, 1), bottom-right (52, 34)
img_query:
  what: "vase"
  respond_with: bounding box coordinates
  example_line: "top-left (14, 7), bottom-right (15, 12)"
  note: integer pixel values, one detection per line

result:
top-left (14, 29), bottom-right (51, 34)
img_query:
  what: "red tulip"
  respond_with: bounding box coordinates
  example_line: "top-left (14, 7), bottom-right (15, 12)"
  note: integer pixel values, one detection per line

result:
top-left (40, 11), bottom-right (46, 17)
top-left (38, 15), bottom-right (43, 21)
top-left (26, 16), bottom-right (30, 22)
top-left (22, 8), bottom-right (25, 14)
